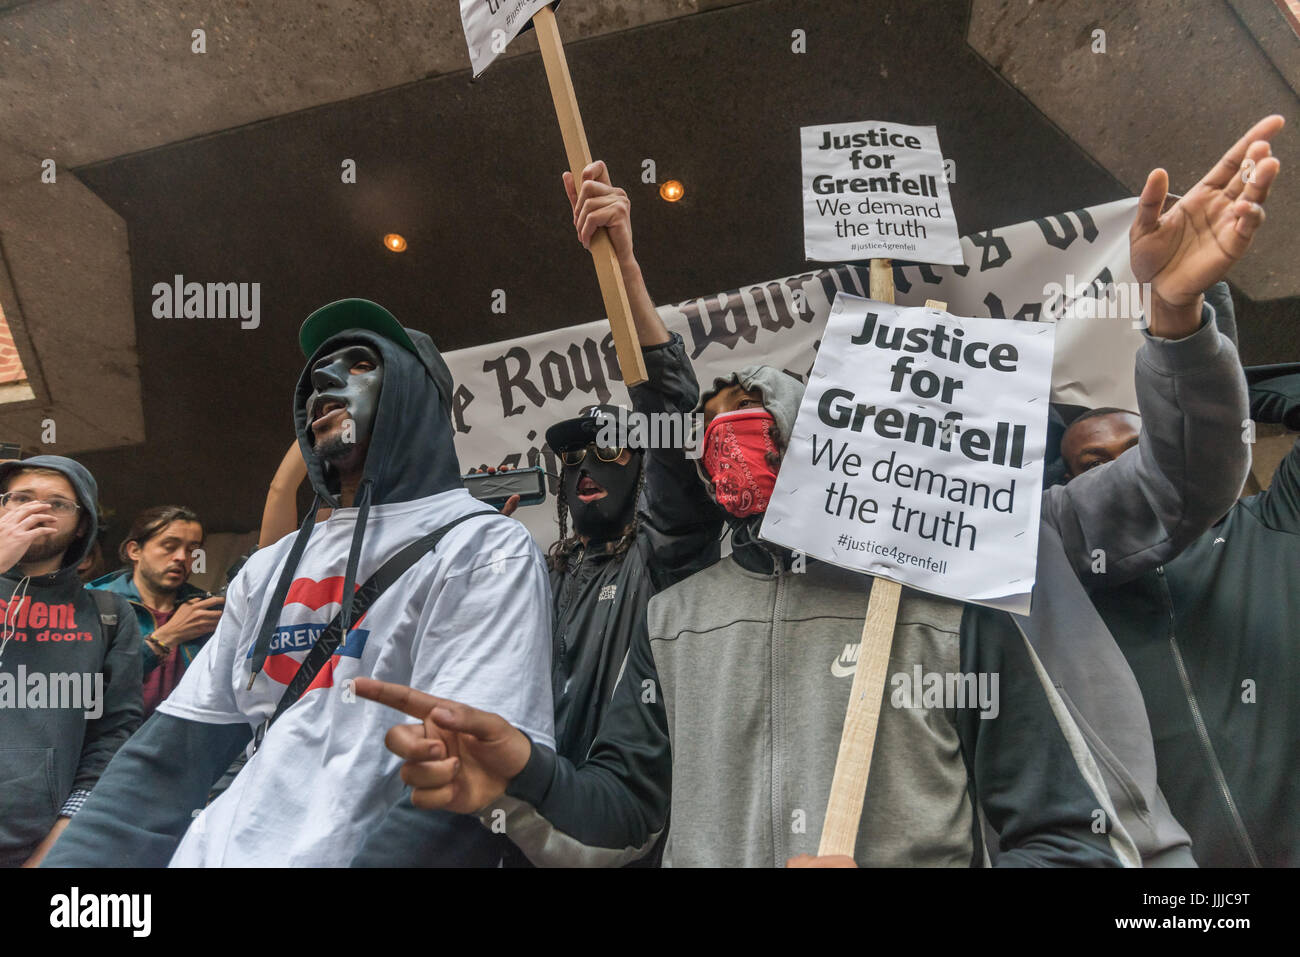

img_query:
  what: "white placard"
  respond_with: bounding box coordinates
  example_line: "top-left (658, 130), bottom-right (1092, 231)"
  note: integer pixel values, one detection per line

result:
top-left (802, 121), bottom-right (963, 266)
top-left (441, 198), bottom-right (1143, 548)
top-left (459, 0), bottom-right (552, 77)
top-left (759, 295), bottom-right (1055, 614)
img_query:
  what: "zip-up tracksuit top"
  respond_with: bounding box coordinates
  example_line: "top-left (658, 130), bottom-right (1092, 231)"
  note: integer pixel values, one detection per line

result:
top-left (1093, 367), bottom-right (1300, 867)
top-left (649, 365), bottom-right (1140, 867)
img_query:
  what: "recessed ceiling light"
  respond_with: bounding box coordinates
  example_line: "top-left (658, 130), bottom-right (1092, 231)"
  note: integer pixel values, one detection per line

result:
top-left (383, 233), bottom-right (407, 252)
top-left (659, 180), bottom-right (684, 202)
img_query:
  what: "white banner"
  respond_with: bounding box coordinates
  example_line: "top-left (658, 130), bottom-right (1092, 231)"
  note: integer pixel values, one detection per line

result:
top-left (760, 297), bottom-right (1054, 613)
top-left (442, 197), bottom-right (1145, 545)
top-left (892, 197), bottom-right (1146, 412)
top-left (444, 266), bottom-right (868, 543)
top-left (459, 0), bottom-right (552, 77)
top-left (803, 121), bottom-right (962, 265)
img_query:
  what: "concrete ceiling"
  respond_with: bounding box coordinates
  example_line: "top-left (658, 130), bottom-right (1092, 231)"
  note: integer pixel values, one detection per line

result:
top-left (0, 0), bottom-right (1296, 547)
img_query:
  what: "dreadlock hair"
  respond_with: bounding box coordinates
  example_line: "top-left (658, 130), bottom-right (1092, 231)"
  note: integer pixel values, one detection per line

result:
top-left (546, 454), bottom-right (646, 572)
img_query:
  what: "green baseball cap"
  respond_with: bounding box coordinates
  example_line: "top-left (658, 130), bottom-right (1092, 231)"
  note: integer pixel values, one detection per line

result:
top-left (299, 298), bottom-right (456, 410)
top-left (299, 298), bottom-right (419, 359)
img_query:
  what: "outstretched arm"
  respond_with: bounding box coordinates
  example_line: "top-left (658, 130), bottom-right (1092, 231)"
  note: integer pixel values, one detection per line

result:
top-left (353, 623), bottom-right (670, 868)
top-left (1047, 116), bottom-right (1283, 585)
top-left (567, 161), bottom-right (724, 584)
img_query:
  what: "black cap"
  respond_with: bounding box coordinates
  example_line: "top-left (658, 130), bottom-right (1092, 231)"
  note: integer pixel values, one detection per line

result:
top-left (546, 404), bottom-right (638, 453)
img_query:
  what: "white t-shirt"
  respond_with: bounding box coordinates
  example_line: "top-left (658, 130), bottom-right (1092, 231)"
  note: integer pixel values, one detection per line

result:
top-left (160, 487), bottom-right (555, 867)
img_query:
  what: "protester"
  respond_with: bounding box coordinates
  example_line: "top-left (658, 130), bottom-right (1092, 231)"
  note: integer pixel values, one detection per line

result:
top-left (43, 302), bottom-right (554, 867)
top-left (352, 119), bottom-right (1277, 868)
top-left (647, 117), bottom-right (1274, 867)
top-left (1082, 364), bottom-right (1300, 867)
top-left (89, 506), bottom-right (222, 717)
top-left (353, 160), bottom-right (722, 867)
top-left (639, 363), bottom-right (1138, 865)
top-left (0, 456), bottom-right (141, 867)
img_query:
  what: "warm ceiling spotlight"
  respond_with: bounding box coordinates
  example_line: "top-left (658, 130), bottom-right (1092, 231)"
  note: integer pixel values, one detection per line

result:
top-left (383, 233), bottom-right (407, 252)
top-left (659, 180), bottom-right (684, 202)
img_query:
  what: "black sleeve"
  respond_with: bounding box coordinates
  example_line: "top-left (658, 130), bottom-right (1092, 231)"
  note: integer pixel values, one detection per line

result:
top-left (350, 797), bottom-right (509, 867)
top-left (72, 594), bottom-right (143, 792)
top-left (957, 605), bottom-right (1134, 867)
top-left (43, 712), bottom-right (252, 867)
top-left (1248, 371), bottom-right (1300, 532)
top-left (629, 333), bottom-right (725, 588)
top-left (489, 622), bottom-right (671, 866)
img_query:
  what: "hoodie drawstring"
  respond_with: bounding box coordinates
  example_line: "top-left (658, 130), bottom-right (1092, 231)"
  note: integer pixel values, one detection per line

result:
top-left (247, 495), bottom-right (322, 688)
top-left (338, 479), bottom-right (373, 636)
top-left (0, 575), bottom-right (30, 668)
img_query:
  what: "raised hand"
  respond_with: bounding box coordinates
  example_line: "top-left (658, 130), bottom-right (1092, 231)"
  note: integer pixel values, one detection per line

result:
top-left (1130, 115), bottom-right (1283, 337)
top-left (351, 677), bottom-right (532, 814)
top-left (0, 501), bottom-right (58, 573)
top-left (563, 160), bottom-right (634, 263)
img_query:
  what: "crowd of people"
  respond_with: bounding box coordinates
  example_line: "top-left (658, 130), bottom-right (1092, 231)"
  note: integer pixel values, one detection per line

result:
top-left (0, 115), bottom-right (1293, 868)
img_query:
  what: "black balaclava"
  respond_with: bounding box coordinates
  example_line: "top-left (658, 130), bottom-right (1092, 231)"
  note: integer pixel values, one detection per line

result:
top-left (563, 451), bottom-right (642, 544)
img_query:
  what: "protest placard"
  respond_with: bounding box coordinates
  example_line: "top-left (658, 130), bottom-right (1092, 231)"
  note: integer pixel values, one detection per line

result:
top-left (458, 1), bottom-right (647, 385)
top-left (459, 0), bottom-right (553, 77)
top-left (803, 121), bottom-right (963, 266)
top-left (759, 294), bottom-right (1055, 614)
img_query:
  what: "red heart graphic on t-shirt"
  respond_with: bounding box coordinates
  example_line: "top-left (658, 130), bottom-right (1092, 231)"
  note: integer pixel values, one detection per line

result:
top-left (283, 576), bottom-right (350, 611)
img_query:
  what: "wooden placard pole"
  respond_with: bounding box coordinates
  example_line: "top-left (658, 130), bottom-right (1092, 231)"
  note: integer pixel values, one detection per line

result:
top-left (817, 261), bottom-right (947, 857)
top-left (531, 6), bottom-right (648, 387)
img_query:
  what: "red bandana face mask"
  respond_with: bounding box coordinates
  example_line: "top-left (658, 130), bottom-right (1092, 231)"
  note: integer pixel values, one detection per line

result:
top-left (702, 408), bottom-right (779, 517)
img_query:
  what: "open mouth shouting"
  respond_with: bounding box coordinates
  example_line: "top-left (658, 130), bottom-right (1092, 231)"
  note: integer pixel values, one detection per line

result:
top-left (576, 474), bottom-right (607, 503)
top-left (310, 396), bottom-right (349, 433)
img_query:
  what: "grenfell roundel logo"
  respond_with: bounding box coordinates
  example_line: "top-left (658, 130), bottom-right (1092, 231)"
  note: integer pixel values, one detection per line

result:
top-left (247, 577), bottom-right (370, 691)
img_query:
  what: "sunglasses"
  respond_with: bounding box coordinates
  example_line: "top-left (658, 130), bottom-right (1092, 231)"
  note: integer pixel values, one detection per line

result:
top-left (559, 444), bottom-right (625, 467)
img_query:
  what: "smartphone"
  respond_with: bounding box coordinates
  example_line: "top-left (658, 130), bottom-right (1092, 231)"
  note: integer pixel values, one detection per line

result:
top-left (463, 466), bottom-right (547, 509)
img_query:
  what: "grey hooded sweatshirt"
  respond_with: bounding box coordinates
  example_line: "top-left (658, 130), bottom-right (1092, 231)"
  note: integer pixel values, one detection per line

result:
top-left (650, 304), bottom-right (1246, 867)
top-left (650, 368), bottom-right (1140, 867)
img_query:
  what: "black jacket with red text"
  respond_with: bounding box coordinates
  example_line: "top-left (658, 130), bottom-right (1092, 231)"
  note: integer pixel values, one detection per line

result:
top-left (0, 455), bottom-right (141, 866)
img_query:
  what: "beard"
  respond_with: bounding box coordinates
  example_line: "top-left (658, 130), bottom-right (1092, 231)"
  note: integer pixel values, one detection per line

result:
top-left (20, 525), bottom-right (79, 568)
top-left (137, 560), bottom-right (185, 598)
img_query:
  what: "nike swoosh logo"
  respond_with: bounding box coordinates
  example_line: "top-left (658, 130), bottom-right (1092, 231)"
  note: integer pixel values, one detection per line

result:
top-left (831, 659), bottom-right (857, 678)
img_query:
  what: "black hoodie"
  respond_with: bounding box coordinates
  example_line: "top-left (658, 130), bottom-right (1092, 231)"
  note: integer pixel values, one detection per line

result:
top-left (0, 454), bottom-right (141, 866)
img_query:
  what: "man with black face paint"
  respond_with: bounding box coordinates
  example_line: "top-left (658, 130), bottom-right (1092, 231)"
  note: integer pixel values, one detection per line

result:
top-left (45, 300), bottom-right (555, 868)
top-left (353, 161), bottom-right (723, 868)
